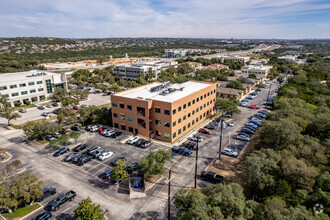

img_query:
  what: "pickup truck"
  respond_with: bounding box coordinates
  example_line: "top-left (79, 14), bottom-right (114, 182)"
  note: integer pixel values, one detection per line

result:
top-left (201, 171), bottom-right (224, 184)
top-left (45, 191), bottom-right (76, 211)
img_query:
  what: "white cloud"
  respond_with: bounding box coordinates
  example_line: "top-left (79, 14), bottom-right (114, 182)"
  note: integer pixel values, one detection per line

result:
top-left (0, 0), bottom-right (329, 38)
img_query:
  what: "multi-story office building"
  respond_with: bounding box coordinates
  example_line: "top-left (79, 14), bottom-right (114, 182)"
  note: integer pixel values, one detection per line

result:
top-left (113, 60), bottom-right (178, 81)
top-left (215, 55), bottom-right (250, 64)
top-left (111, 81), bottom-right (217, 143)
top-left (0, 70), bottom-right (67, 106)
top-left (240, 64), bottom-right (273, 78)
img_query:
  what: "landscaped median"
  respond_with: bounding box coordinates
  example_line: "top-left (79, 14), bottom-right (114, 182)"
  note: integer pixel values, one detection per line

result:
top-left (1, 203), bottom-right (42, 220)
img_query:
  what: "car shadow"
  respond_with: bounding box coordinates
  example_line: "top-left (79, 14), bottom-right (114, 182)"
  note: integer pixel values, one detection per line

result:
top-left (55, 213), bottom-right (74, 220)
top-left (129, 211), bottom-right (160, 220)
top-left (88, 178), bottom-right (111, 190)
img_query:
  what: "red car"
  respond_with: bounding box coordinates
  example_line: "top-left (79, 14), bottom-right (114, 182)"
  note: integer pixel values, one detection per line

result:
top-left (73, 106), bottom-right (80, 110)
top-left (199, 128), bottom-right (211, 134)
top-left (98, 127), bottom-right (104, 133)
top-left (250, 104), bottom-right (256, 109)
top-left (255, 106), bottom-right (261, 109)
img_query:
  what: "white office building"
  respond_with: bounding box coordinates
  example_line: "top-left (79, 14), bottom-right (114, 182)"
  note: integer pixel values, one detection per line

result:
top-left (240, 64), bottom-right (273, 78)
top-left (0, 70), bottom-right (67, 106)
top-left (216, 55), bottom-right (250, 64)
top-left (113, 60), bottom-right (178, 81)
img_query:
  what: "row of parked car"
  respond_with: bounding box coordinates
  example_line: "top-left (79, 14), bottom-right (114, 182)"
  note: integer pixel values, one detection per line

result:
top-left (85, 124), bottom-right (123, 138)
top-left (125, 136), bottom-right (152, 148)
top-left (235, 109), bottom-right (269, 142)
top-left (239, 89), bottom-right (261, 107)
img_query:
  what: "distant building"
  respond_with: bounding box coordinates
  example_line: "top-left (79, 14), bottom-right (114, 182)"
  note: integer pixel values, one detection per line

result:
top-left (240, 64), bottom-right (273, 78)
top-left (0, 70), bottom-right (67, 106)
top-left (113, 60), bottom-right (178, 81)
top-left (203, 63), bottom-right (229, 71)
top-left (185, 62), bottom-right (203, 70)
top-left (215, 55), bottom-right (250, 65)
top-left (278, 55), bottom-right (305, 65)
top-left (164, 49), bottom-right (188, 58)
top-left (111, 81), bottom-right (217, 143)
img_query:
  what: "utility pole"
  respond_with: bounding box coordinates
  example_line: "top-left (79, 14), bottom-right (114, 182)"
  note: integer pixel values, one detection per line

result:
top-left (267, 83), bottom-right (272, 101)
top-left (218, 118), bottom-right (223, 160)
top-left (194, 141), bottom-right (199, 188)
top-left (168, 168), bottom-right (172, 220)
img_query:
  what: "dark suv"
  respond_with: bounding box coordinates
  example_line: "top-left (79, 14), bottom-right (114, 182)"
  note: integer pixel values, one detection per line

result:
top-left (77, 155), bottom-right (93, 166)
top-left (73, 144), bottom-right (88, 152)
top-left (36, 187), bottom-right (56, 202)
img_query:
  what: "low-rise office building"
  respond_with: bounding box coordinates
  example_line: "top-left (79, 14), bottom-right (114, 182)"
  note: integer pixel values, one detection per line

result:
top-left (111, 81), bottom-right (217, 143)
top-left (240, 64), bottom-right (272, 78)
top-left (215, 55), bottom-right (250, 64)
top-left (113, 60), bottom-right (178, 81)
top-left (0, 70), bottom-right (67, 106)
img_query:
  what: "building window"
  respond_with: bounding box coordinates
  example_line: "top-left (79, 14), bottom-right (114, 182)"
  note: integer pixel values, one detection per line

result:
top-left (164, 133), bottom-right (170, 139)
top-left (10, 85), bottom-right (17, 89)
top-left (38, 88), bottom-right (44, 92)
top-left (156, 131), bottom-right (161, 136)
top-left (183, 115), bottom-right (186, 121)
top-left (204, 94), bottom-right (206, 98)
top-left (120, 114), bottom-right (125, 120)
top-left (128, 117), bottom-right (133, 122)
top-left (183, 126), bottom-right (186, 131)
top-left (192, 110), bottom-right (195, 115)
top-left (39, 95), bottom-right (45, 100)
top-left (183, 104), bottom-right (186, 109)
top-left (192, 120), bottom-right (195, 125)
top-left (21, 91), bottom-right (28, 95)
top-left (200, 115), bottom-right (202, 119)
top-left (197, 98), bottom-right (199, 102)
top-left (210, 100), bottom-right (212, 104)
top-left (0, 86), bottom-right (7, 91)
top-left (164, 110), bottom-right (170, 115)
top-left (114, 123), bottom-right (118, 128)
top-left (173, 109), bottom-right (176, 115)
top-left (200, 106), bottom-right (202, 110)
top-left (129, 127), bottom-right (133, 132)
top-left (213, 98), bottom-right (215, 102)
top-left (188, 123), bottom-right (191, 128)
top-left (204, 104), bottom-right (206, 108)
top-left (164, 122), bottom-right (170, 127)
top-left (211, 91), bottom-right (213, 95)
top-left (112, 102), bottom-right (117, 107)
top-left (113, 113), bottom-right (118, 118)
top-left (30, 89), bottom-right (36, 93)
top-left (196, 108), bottom-right (199, 113)
top-left (188, 102), bottom-right (191, 107)
top-left (196, 117), bottom-right (199, 122)
top-left (155, 120), bottom-right (161, 125)
top-left (173, 121), bottom-right (176, 127)
top-left (192, 99), bottom-right (195, 104)
top-left (178, 118), bottom-right (182, 123)
top-left (155, 108), bottom-right (161, 113)
top-left (200, 95), bottom-right (203, 100)
top-left (207, 92), bottom-right (210, 96)
top-left (188, 113), bottom-right (191, 118)
top-left (203, 113), bottom-right (206, 117)
top-left (19, 83), bottom-right (26, 87)
top-left (3, 94), bottom-right (9, 98)
top-left (207, 101), bottom-right (209, 106)
top-left (120, 103), bottom-right (124, 109)
top-left (121, 125), bottom-right (126, 130)
top-left (214, 89), bottom-right (216, 93)
top-left (173, 132), bottom-right (176, 138)
top-left (127, 105), bottom-right (132, 110)
top-left (37, 81), bottom-right (43, 85)
top-left (45, 80), bottom-right (52, 94)
top-left (178, 129), bottom-right (182, 135)
top-left (178, 106), bottom-right (182, 112)
top-left (28, 82), bottom-right (35, 86)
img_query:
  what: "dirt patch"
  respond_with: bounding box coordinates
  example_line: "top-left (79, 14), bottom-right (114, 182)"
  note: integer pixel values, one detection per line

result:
top-left (0, 152), bottom-right (11, 163)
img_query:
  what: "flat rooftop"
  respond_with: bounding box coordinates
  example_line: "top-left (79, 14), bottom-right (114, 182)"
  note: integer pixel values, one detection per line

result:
top-left (114, 81), bottom-right (214, 103)
top-left (0, 70), bottom-right (63, 84)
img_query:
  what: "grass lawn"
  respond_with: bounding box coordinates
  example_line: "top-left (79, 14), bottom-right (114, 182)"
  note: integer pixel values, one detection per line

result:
top-left (2, 203), bottom-right (41, 220)
top-left (12, 104), bottom-right (37, 111)
top-left (11, 116), bottom-right (57, 129)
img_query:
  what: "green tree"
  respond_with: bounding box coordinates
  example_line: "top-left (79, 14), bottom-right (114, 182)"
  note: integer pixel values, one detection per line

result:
top-left (278, 75), bottom-right (285, 83)
top-left (57, 107), bottom-right (77, 125)
top-left (74, 197), bottom-right (103, 220)
top-left (70, 131), bottom-right (81, 144)
top-left (50, 88), bottom-right (68, 102)
top-left (111, 160), bottom-right (128, 183)
top-left (58, 134), bottom-right (70, 146)
top-left (140, 149), bottom-right (171, 175)
top-left (23, 120), bottom-right (62, 140)
top-left (215, 98), bottom-right (240, 114)
top-left (226, 80), bottom-right (243, 89)
top-left (0, 108), bottom-right (21, 126)
top-left (111, 84), bottom-right (122, 92)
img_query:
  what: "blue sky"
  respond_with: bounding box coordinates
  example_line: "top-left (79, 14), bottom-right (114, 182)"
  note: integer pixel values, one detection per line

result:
top-left (0, 0), bottom-right (329, 38)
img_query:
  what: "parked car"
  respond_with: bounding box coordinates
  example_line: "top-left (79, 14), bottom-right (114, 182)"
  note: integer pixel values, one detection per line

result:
top-left (109, 157), bottom-right (127, 166)
top-left (98, 169), bottom-right (113, 180)
top-left (37, 106), bottom-right (45, 110)
top-left (36, 187), bottom-right (56, 202)
top-left (46, 104), bottom-right (53, 108)
top-left (45, 191), bottom-right (76, 211)
top-left (199, 128), bottom-right (211, 134)
top-left (126, 162), bottom-right (140, 173)
top-left (53, 108), bottom-right (61, 114)
top-left (98, 152), bottom-right (114, 161)
top-left (52, 133), bottom-right (61, 138)
top-left (72, 153), bottom-right (84, 163)
top-left (200, 171), bottom-right (224, 184)
top-left (53, 147), bottom-right (70, 157)
top-left (71, 125), bottom-right (81, 131)
top-left (59, 129), bottom-right (70, 135)
top-left (87, 145), bottom-right (101, 154)
top-left (140, 139), bottom-right (152, 148)
top-left (73, 144), bottom-right (88, 152)
top-left (19, 108), bottom-right (27, 113)
top-left (250, 104), bottom-right (256, 109)
top-left (104, 130), bottom-right (116, 137)
top-left (134, 139), bottom-right (146, 147)
top-left (249, 120), bottom-right (261, 126)
top-left (126, 136), bottom-right (139, 145)
top-left (42, 112), bottom-right (51, 117)
top-left (77, 155), bottom-right (93, 166)
top-left (182, 141), bottom-right (198, 151)
top-left (63, 153), bottom-right (79, 162)
top-left (172, 147), bottom-right (192, 156)
top-left (205, 124), bottom-right (218, 130)
top-left (91, 148), bottom-right (108, 159)
top-left (73, 105), bottom-right (80, 110)
top-left (244, 125), bottom-right (256, 131)
top-left (45, 135), bottom-right (55, 141)
top-left (32, 211), bottom-right (52, 220)
top-left (188, 135), bottom-right (205, 142)
top-left (222, 148), bottom-right (238, 157)
top-left (228, 121), bottom-right (236, 127)
top-left (110, 131), bottom-right (122, 138)
top-left (81, 104), bottom-right (88, 108)
top-left (241, 128), bottom-right (255, 134)
top-left (235, 135), bottom-right (250, 141)
top-left (85, 124), bottom-right (94, 131)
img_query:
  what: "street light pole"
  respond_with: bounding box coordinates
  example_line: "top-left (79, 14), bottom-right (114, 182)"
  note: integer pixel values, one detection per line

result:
top-left (168, 168), bottom-right (172, 220)
top-left (218, 118), bottom-right (223, 160)
top-left (194, 140), bottom-right (199, 188)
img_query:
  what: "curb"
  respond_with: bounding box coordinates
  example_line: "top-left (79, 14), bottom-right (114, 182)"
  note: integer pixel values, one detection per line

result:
top-left (18, 203), bottom-right (43, 220)
top-left (0, 152), bottom-right (12, 164)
